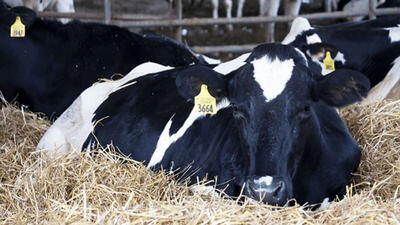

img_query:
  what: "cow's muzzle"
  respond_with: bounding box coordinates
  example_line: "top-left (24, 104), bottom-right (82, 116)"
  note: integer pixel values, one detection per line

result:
top-left (245, 176), bottom-right (290, 206)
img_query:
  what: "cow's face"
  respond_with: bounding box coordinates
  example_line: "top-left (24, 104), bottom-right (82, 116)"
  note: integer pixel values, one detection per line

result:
top-left (232, 44), bottom-right (368, 205)
top-left (290, 36), bottom-right (345, 76)
top-left (177, 44), bottom-right (369, 205)
top-left (282, 17), bottom-right (346, 76)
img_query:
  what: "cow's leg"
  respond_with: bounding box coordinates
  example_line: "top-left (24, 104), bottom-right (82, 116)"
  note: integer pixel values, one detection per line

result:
top-left (224, 0), bottom-right (233, 31)
top-left (324, 0), bottom-right (332, 12)
top-left (54, 0), bottom-right (75, 23)
top-left (211, 0), bottom-right (219, 30)
top-left (331, 0), bottom-right (338, 11)
top-left (284, 0), bottom-right (302, 31)
top-left (259, 0), bottom-right (266, 16)
top-left (264, 0), bottom-right (280, 42)
top-left (237, 0), bottom-right (245, 17)
top-left (212, 0), bottom-right (219, 19)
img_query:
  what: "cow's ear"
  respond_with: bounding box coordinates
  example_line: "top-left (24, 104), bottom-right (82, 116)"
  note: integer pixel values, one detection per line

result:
top-left (175, 65), bottom-right (228, 100)
top-left (313, 69), bottom-right (370, 107)
top-left (304, 43), bottom-right (338, 61)
top-left (8, 7), bottom-right (36, 29)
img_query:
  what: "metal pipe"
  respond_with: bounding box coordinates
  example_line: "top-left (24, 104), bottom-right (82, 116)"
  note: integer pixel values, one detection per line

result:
top-left (369, 0), bottom-right (376, 20)
top-left (104, 0), bottom-right (111, 24)
top-left (112, 7), bottom-right (400, 28)
top-left (36, 11), bottom-right (168, 21)
top-left (193, 44), bottom-right (257, 54)
top-left (175, 0), bottom-right (183, 42)
top-left (36, 7), bottom-right (400, 27)
top-left (325, 0), bottom-right (332, 12)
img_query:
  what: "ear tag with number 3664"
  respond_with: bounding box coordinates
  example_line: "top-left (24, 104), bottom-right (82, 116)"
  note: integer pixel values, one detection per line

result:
top-left (194, 84), bottom-right (217, 115)
top-left (10, 16), bottom-right (25, 38)
top-left (323, 51), bottom-right (335, 72)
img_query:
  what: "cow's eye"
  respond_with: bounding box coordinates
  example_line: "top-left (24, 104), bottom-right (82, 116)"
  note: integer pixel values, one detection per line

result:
top-left (303, 105), bottom-right (310, 113)
top-left (297, 105), bottom-right (311, 120)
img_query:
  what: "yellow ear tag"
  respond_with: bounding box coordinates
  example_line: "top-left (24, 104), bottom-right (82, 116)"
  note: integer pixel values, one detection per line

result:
top-left (194, 84), bottom-right (217, 115)
top-left (10, 16), bottom-right (25, 38)
top-left (323, 51), bottom-right (335, 72)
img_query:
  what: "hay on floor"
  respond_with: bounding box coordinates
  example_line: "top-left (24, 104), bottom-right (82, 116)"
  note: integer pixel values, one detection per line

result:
top-left (0, 100), bottom-right (400, 224)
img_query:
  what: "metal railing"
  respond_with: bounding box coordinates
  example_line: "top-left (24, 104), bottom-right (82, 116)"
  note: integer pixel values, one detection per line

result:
top-left (35, 0), bottom-right (400, 54)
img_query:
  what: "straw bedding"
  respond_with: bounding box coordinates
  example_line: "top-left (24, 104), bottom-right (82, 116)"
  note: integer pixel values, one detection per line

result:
top-left (0, 100), bottom-right (399, 224)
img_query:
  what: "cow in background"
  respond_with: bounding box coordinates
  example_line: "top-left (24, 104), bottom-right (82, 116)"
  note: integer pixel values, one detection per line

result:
top-left (3, 0), bottom-right (75, 23)
top-left (260, 0), bottom-right (303, 42)
top-left (0, 6), bottom-right (213, 118)
top-left (337, 0), bottom-right (400, 22)
top-left (282, 16), bottom-right (400, 103)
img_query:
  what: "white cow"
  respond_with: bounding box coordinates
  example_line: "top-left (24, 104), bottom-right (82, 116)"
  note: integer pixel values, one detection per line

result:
top-left (211, 0), bottom-right (245, 30)
top-left (341, 0), bottom-right (386, 22)
top-left (211, 0), bottom-right (246, 19)
top-left (260, 0), bottom-right (303, 42)
top-left (211, 0), bottom-right (303, 40)
top-left (3, 0), bottom-right (75, 23)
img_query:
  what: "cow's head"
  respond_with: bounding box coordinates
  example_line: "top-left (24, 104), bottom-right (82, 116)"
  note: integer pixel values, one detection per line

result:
top-left (177, 43), bottom-right (369, 205)
top-left (282, 17), bottom-right (346, 76)
top-left (0, 6), bottom-right (36, 31)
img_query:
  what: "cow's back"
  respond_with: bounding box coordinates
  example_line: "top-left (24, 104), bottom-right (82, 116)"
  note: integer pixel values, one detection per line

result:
top-left (0, 10), bottom-right (199, 117)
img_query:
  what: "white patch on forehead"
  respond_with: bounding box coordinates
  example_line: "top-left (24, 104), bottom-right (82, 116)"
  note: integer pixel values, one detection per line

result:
top-left (306, 33), bottom-right (322, 45)
top-left (252, 56), bottom-right (295, 102)
top-left (213, 53), bottom-right (250, 74)
top-left (148, 98), bottom-right (231, 168)
top-left (282, 17), bottom-right (313, 45)
top-left (254, 176), bottom-right (273, 186)
top-left (385, 27), bottom-right (400, 43)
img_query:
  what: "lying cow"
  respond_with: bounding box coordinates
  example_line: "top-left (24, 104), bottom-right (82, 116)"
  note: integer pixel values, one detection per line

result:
top-left (2, 0), bottom-right (75, 23)
top-left (37, 43), bottom-right (369, 206)
top-left (337, 0), bottom-right (400, 22)
top-left (282, 17), bottom-right (400, 103)
top-left (0, 6), bottom-right (214, 118)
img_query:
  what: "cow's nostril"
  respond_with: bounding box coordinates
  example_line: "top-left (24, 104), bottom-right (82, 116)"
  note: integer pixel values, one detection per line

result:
top-left (246, 177), bottom-right (288, 206)
top-left (272, 181), bottom-right (284, 198)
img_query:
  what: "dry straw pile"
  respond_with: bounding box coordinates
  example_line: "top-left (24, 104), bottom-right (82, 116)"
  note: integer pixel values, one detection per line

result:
top-left (0, 101), bottom-right (399, 224)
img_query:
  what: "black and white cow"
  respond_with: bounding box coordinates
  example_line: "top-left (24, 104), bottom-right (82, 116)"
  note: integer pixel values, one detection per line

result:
top-left (37, 43), bottom-right (369, 206)
top-left (282, 16), bottom-right (400, 103)
top-left (337, 0), bottom-right (400, 22)
top-left (0, 6), bottom-right (215, 118)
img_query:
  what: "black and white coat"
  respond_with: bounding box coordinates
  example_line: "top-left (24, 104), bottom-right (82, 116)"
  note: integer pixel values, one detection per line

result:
top-left (282, 16), bottom-right (400, 104)
top-left (0, 6), bottom-right (215, 118)
top-left (38, 43), bottom-right (369, 206)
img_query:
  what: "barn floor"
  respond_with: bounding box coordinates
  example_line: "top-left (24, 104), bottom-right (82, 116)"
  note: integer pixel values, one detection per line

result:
top-left (0, 100), bottom-right (399, 224)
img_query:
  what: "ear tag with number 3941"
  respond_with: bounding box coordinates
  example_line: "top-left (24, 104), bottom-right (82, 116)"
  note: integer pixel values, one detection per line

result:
top-left (194, 84), bottom-right (217, 115)
top-left (10, 16), bottom-right (25, 38)
top-left (323, 51), bottom-right (335, 72)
